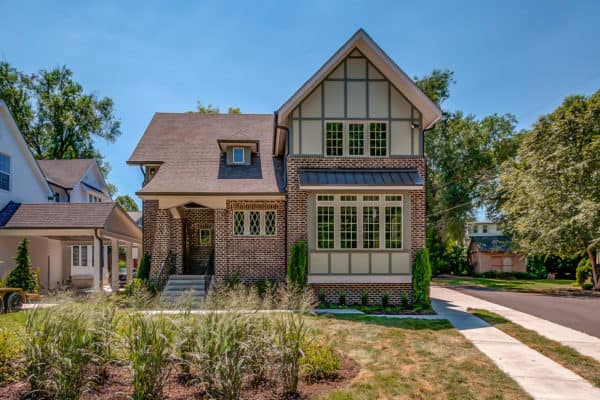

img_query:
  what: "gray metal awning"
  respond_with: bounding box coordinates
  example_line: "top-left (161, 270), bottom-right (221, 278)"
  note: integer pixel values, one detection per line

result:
top-left (298, 168), bottom-right (423, 190)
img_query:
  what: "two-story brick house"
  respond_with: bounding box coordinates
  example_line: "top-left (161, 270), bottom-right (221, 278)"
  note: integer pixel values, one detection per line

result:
top-left (128, 29), bottom-right (441, 304)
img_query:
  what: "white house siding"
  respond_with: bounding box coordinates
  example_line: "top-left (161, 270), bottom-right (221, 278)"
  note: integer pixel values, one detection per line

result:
top-left (69, 163), bottom-right (111, 203)
top-left (0, 107), bottom-right (49, 209)
top-left (0, 236), bottom-right (64, 291)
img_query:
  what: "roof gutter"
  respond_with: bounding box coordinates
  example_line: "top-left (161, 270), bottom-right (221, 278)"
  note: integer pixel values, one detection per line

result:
top-left (273, 110), bottom-right (290, 270)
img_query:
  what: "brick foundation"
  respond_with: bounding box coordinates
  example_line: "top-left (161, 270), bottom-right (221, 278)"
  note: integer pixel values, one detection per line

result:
top-left (310, 283), bottom-right (413, 306)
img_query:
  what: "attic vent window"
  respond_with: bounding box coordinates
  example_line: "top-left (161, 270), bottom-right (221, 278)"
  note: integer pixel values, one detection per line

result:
top-left (232, 147), bottom-right (245, 164)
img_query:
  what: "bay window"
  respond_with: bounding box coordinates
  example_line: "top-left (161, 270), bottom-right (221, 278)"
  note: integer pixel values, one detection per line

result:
top-left (316, 194), bottom-right (402, 250)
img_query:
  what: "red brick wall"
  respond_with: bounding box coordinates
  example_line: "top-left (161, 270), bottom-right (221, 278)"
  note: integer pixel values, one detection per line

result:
top-left (310, 283), bottom-right (413, 306)
top-left (214, 200), bottom-right (287, 284)
top-left (142, 200), bottom-right (183, 280)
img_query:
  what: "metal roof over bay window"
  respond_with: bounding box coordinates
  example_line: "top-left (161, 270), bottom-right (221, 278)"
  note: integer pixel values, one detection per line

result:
top-left (298, 168), bottom-right (423, 190)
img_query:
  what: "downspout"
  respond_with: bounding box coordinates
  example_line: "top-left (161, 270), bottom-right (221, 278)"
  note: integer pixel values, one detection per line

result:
top-left (94, 229), bottom-right (104, 289)
top-left (274, 111), bottom-right (291, 270)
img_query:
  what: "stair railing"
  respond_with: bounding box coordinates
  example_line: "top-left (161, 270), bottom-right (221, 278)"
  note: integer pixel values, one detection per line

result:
top-left (156, 250), bottom-right (175, 292)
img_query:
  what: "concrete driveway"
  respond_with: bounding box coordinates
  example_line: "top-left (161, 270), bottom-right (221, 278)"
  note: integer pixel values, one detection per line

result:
top-left (450, 286), bottom-right (600, 338)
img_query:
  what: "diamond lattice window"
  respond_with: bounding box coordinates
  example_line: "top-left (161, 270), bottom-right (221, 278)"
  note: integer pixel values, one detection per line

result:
top-left (233, 211), bottom-right (245, 235)
top-left (249, 211), bottom-right (261, 236)
top-left (265, 211), bottom-right (276, 236)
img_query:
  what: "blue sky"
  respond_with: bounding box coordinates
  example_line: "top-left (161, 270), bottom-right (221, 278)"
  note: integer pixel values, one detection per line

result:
top-left (1, 1), bottom-right (599, 205)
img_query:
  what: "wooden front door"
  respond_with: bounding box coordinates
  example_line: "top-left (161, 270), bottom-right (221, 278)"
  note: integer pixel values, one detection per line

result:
top-left (184, 220), bottom-right (213, 275)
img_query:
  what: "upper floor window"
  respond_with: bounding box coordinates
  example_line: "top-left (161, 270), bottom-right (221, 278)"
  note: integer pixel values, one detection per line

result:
top-left (325, 122), bottom-right (387, 157)
top-left (0, 153), bottom-right (10, 191)
top-left (232, 147), bottom-right (245, 164)
top-left (89, 194), bottom-right (102, 203)
top-left (472, 225), bottom-right (478, 233)
top-left (482, 225), bottom-right (488, 233)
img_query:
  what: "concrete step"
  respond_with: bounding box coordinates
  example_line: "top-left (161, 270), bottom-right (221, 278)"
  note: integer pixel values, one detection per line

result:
top-left (161, 274), bottom-right (212, 304)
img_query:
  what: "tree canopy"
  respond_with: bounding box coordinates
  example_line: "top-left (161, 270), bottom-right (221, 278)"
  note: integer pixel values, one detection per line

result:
top-left (0, 62), bottom-right (121, 160)
top-left (189, 101), bottom-right (240, 114)
top-left (498, 90), bottom-right (600, 288)
top-left (115, 195), bottom-right (140, 212)
top-left (415, 70), bottom-right (520, 244)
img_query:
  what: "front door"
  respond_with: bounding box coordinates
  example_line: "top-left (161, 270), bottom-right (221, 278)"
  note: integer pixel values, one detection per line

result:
top-left (184, 220), bottom-right (213, 275)
top-left (502, 256), bottom-right (512, 273)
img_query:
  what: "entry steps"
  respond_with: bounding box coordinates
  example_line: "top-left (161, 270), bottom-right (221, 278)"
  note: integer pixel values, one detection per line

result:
top-left (161, 274), bottom-right (211, 305)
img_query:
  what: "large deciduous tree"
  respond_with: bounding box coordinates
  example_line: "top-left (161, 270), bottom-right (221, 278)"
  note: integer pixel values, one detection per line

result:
top-left (189, 101), bottom-right (241, 114)
top-left (115, 195), bottom-right (140, 212)
top-left (0, 62), bottom-right (121, 161)
top-left (499, 90), bottom-right (600, 289)
top-left (414, 70), bottom-right (520, 244)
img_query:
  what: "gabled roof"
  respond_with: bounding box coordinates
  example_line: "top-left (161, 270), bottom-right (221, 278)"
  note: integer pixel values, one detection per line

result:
top-left (0, 100), bottom-right (52, 197)
top-left (38, 159), bottom-right (96, 189)
top-left (127, 113), bottom-right (283, 195)
top-left (0, 201), bottom-right (134, 229)
top-left (276, 29), bottom-right (442, 134)
top-left (470, 235), bottom-right (514, 253)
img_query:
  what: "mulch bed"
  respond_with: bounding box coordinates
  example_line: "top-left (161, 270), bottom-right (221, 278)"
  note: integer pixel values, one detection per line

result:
top-left (0, 355), bottom-right (359, 399)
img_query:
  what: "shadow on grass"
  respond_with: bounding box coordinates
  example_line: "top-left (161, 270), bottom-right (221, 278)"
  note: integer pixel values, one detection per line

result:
top-left (468, 308), bottom-right (510, 325)
top-left (328, 314), bottom-right (452, 331)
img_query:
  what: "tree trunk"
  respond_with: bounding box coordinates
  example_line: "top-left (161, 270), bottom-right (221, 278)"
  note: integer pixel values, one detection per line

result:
top-left (587, 248), bottom-right (599, 290)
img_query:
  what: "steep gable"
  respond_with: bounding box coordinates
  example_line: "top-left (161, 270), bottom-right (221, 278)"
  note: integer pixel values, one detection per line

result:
top-left (0, 100), bottom-right (52, 208)
top-left (275, 29), bottom-right (442, 155)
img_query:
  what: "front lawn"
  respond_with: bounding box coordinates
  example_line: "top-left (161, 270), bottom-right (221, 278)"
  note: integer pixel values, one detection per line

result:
top-left (311, 314), bottom-right (530, 399)
top-left (433, 276), bottom-right (576, 292)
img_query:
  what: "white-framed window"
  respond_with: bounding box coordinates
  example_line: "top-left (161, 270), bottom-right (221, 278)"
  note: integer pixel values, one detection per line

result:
top-left (324, 121), bottom-right (387, 157)
top-left (232, 147), bottom-right (245, 164)
top-left (88, 194), bottom-right (102, 203)
top-left (71, 245), bottom-right (93, 267)
top-left (0, 153), bottom-right (10, 191)
top-left (316, 194), bottom-right (403, 250)
top-left (232, 210), bottom-right (277, 236)
top-left (482, 225), bottom-right (488, 233)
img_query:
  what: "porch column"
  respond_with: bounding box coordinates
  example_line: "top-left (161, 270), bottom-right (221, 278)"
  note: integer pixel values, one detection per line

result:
top-left (126, 242), bottom-right (133, 283)
top-left (103, 245), bottom-right (109, 285)
top-left (93, 235), bottom-right (102, 289)
top-left (111, 238), bottom-right (119, 291)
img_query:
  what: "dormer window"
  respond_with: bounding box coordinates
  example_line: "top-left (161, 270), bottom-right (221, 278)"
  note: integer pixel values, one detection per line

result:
top-left (232, 147), bottom-right (245, 164)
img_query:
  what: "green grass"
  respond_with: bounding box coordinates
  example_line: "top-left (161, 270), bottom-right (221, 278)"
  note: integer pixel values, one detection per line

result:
top-left (433, 277), bottom-right (576, 292)
top-left (309, 315), bottom-right (531, 399)
top-left (0, 310), bottom-right (27, 332)
top-left (470, 309), bottom-right (600, 387)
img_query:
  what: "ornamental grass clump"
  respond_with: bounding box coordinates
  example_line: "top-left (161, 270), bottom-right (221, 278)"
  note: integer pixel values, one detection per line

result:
top-left (24, 302), bottom-right (95, 400)
top-left (88, 293), bottom-right (119, 383)
top-left (301, 339), bottom-right (341, 383)
top-left (122, 313), bottom-right (174, 400)
top-left (0, 328), bottom-right (23, 386)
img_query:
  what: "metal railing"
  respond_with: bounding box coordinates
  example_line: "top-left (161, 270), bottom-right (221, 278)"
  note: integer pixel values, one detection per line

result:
top-left (155, 250), bottom-right (175, 292)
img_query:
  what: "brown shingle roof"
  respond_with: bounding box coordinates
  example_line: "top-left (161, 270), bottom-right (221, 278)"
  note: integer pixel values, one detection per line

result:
top-left (1, 202), bottom-right (117, 229)
top-left (128, 113), bottom-right (282, 194)
top-left (38, 159), bottom-right (95, 188)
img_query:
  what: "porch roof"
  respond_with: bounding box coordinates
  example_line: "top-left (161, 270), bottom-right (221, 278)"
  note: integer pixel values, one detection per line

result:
top-left (0, 202), bottom-right (141, 244)
top-left (298, 168), bottom-right (423, 189)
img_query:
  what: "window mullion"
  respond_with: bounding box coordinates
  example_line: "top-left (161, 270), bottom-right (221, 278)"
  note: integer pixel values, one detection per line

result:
top-left (379, 204), bottom-right (385, 250)
top-left (357, 201), bottom-right (364, 249)
top-left (334, 202), bottom-right (340, 249)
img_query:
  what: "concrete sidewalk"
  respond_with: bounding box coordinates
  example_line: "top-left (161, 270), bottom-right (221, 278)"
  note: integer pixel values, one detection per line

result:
top-left (432, 286), bottom-right (600, 400)
top-left (432, 286), bottom-right (600, 363)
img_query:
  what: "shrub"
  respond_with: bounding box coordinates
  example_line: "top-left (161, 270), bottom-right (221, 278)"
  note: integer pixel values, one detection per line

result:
top-left (576, 258), bottom-right (592, 287)
top-left (582, 282), bottom-right (594, 290)
top-left (381, 293), bottom-right (389, 307)
top-left (122, 313), bottom-right (174, 400)
top-left (301, 340), bottom-right (341, 383)
top-left (360, 291), bottom-right (369, 306)
top-left (7, 238), bottom-right (36, 292)
top-left (400, 293), bottom-right (410, 309)
top-left (0, 328), bottom-right (23, 385)
top-left (413, 248), bottom-right (432, 309)
top-left (288, 240), bottom-right (307, 288)
top-left (337, 291), bottom-right (346, 306)
top-left (318, 291), bottom-right (326, 305)
top-left (136, 252), bottom-right (151, 281)
top-left (254, 278), bottom-right (277, 297)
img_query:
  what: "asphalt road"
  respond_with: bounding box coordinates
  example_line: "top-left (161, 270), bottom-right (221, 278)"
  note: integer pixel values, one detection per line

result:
top-left (452, 286), bottom-right (600, 338)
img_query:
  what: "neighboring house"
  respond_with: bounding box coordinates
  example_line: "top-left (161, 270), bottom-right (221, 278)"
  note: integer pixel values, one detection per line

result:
top-left (0, 99), bottom-right (142, 291)
top-left (38, 159), bottom-right (112, 204)
top-left (128, 29), bottom-right (442, 304)
top-left (467, 222), bottom-right (526, 274)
